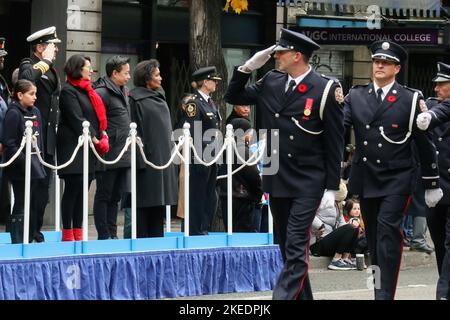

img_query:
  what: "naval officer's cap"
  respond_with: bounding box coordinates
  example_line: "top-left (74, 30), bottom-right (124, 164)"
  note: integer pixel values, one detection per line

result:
top-left (27, 26), bottom-right (61, 45)
top-left (192, 66), bottom-right (222, 82)
top-left (273, 28), bottom-right (320, 57)
top-left (0, 38), bottom-right (7, 57)
top-left (370, 41), bottom-right (407, 64)
top-left (432, 62), bottom-right (450, 83)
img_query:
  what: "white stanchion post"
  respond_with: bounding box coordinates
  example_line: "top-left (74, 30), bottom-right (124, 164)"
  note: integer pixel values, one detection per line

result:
top-left (166, 205), bottom-right (171, 233)
top-left (226, 124), bottom-right (234, 236)
top-left (54, 170), bottom-right (61, 232)
top-left (23, 121), bottom-right (33, 244)
top-left (268, 196), bottom-right (273, 235)
top-left (130, 123), bottom-right (137, 240)
top-left (183, 123), bottom-right (191, 237)
top-left (82, 121), bottom-right (90, 241)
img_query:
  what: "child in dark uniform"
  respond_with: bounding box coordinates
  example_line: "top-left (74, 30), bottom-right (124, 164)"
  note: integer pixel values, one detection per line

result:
top-left (2, 79), bottom-right (46, 243)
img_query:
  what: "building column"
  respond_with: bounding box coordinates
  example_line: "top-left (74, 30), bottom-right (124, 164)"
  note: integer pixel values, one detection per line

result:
top-left (66, 0), bottom-right (102, 80)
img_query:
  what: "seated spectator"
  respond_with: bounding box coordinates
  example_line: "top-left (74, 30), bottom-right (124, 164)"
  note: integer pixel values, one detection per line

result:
top-left (226, 104), bottom-right (251, 124)
top-left (343, 198), bottom-right (369, 256)
top-left (310, 181), bottom-right (360, 270)
top-left (218, 118), bottom-right (263, 232)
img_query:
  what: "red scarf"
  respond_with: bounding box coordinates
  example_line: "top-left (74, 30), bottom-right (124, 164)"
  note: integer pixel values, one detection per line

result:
top-left (67, 77), bottom-right (107, 132)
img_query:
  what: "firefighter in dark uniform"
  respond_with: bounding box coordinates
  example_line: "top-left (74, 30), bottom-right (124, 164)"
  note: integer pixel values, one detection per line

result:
top-left (178, 66), bottom-right (222, 235)
top-left (18, 26), bottom-right (61, 242)
top-left (415, 62), bottom-right (450, 300)
top-left (225, 29), bottom-right (345, 300)
top-left (344, 41), bottom-right (443, 300)
top-left (0, 37), bottom-right (10, 103)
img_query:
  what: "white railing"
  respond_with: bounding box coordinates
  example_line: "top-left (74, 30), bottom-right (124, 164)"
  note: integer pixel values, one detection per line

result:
top-left (2, 121), bottom-right (268, 242)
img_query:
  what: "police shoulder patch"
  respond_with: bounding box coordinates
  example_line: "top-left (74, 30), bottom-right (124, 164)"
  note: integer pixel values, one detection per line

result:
top-left (185, 102), bottom-right (197, 118)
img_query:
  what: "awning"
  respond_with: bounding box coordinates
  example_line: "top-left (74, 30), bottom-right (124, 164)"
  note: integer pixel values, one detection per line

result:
top-left (278, 0), bottom-right (441, 18)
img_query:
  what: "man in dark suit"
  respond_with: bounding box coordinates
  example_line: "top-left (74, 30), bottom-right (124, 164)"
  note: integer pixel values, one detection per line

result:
top-left (416, 62), bottom-right (450, 300)
top-left (18, 26), bottom-right (61, 242)
top-left (178, 66), bottom-right (222, 235)
top-left (344, 41), bottom-right (442, 300)
top-left (225, 28), bottom-right (344, 300)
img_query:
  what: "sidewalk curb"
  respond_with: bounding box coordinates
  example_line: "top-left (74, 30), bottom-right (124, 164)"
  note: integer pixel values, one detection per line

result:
top-left (309, 249), bottom-right (437, 270)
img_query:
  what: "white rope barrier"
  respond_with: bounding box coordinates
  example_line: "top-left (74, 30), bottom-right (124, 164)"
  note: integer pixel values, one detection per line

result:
top-left (190, 139), bottom-right (227, 167)
top-left (216, 138), bottom-right (267, 180)
top-left (136, 136), bottom-right (184, 170)
top-left (0, 136), bottom-right (26, 168)
top-left (89, 137), bottom-right (131, 165)
top-left (33, 135), bottom-right (84, 170)
top-left (2, 120), bottom-right (273, 243)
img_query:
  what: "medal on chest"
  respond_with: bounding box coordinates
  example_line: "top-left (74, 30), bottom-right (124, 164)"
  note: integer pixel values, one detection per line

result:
top-left (303, 98), bottom-right (314, 118)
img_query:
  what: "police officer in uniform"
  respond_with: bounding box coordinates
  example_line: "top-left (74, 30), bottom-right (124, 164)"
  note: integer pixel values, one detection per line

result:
top-left (225, 29), bottom-right (345, 300)
top-left (18, 26), bottom-right (61, 242)
top-left (344, 41), bottom-right (443, 300)
top-left (0, 37), bottom-right (10, 103)
top-left (178, 67), bottom-right (222, 235)
top-left (415, 62), bottom-right (450, 300)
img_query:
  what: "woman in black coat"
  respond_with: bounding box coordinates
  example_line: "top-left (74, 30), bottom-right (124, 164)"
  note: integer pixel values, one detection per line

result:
top-left (129, 59), bottom-right (178, 238)
top-left (2, 80), bottom-right (46, 243)
top-left (57, 54), bottom-right (109, 241)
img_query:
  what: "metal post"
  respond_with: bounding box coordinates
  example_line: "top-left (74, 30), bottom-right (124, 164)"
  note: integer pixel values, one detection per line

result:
top-left (23, 121), bottom-right (33, 244)
top-left (54, 161), bottom-right (61, 232)
top-left (166, 205), bottom-right (171, 233)
top-left (130, 123), bottom-right (137, 240)
top-left (226, 124), bottom-right (234, 236)
top-left (268, 195), bottom-right (274, 235)
top-left (82, 121), bottom-right (90, 241)
top-left (183, 123), bottom-right (191, 237)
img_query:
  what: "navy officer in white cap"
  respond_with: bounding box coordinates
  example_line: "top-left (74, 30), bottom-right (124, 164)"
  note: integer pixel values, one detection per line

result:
top-left (18, 26), bottom-right (61, 243)
top-left (344, 40), bottom-right (443, 300)
top-left (225, 28), bottom-right (345, 300)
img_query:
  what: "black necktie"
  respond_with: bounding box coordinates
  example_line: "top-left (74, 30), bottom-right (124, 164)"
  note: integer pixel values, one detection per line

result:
top-left (376, 88), bottom-right (383, 105)
top-left (286, 80), bottom-right (296, 95)
top-left (208, 97), bottom-right (216, 109)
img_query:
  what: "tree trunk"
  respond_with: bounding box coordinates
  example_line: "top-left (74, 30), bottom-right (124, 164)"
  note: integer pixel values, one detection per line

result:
top-left (190, 0), bottom-right (227, 232)
top-left (190, 0), bottom-right (228, 132)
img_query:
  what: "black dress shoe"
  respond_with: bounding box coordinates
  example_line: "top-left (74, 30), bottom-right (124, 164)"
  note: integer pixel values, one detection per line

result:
top-left (33, 232), bottom-right (45, 243)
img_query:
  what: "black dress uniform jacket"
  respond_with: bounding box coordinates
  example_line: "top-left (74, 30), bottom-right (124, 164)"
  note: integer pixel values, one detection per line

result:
top-left (177, 90), bottom-right (221, 152)
top-left (427, 97), bottom-right (450, 129)
top-left (225, 68), bottom-right (344, 197)
top-left (94, 76), bottom-right (131, 170)
top-left (344, 82), bottom-right (440, 197)
top-left (19, 55), bottom-right (60, 157)
top-left (2, 101), bottom-right (46, 180)
top-left (56, 83), bottom-right (100, 177)
top-left (129, 86), bottom-right (178, 208)
top-left (0, 73), bottom-right (10, 103)
top-left (428, 98), bottom-right (450, 204)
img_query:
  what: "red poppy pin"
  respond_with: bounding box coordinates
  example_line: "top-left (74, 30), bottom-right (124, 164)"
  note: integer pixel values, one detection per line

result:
top-left (298, 84), bottom-right (307, 93)
top-left (33, 121), bottom-right (38, 128)
top-left (387, 95), bottom-right (396, 103)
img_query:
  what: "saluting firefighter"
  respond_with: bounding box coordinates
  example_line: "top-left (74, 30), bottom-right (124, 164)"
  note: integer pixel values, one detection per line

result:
top-left (18, 26), bottom-right (61, 243)
top-left (178, 67), bottom-right (222, 235)
top-left (415, 62), bottom-right (450, 300)
top-left (344, 41), bottom-right (443, 300)
top-left (225, 28), bottom-right (345, 300)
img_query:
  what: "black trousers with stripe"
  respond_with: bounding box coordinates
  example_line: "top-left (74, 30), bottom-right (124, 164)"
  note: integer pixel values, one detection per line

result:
top-left (270, 196), bottom-right (321, 300)
top-left (360, 195), bottom-right (410, 300)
